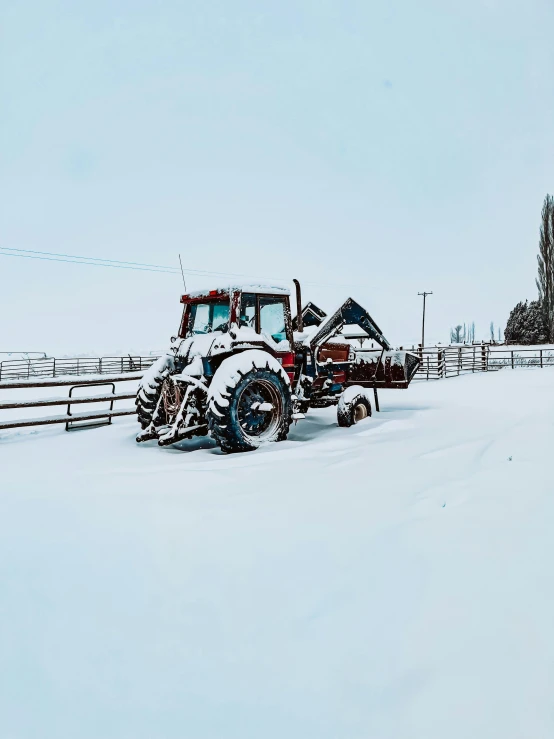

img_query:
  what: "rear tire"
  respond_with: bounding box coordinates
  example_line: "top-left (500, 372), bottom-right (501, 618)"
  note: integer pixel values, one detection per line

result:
top-left (207, 356), bottom-right (292, 454)
top-left (337, 386), bottom-right (372, 428)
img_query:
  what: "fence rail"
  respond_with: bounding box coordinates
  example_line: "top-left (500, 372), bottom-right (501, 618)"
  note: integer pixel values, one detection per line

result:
top-left (411, 344), bottom-right (554, 380)
top-left (0, 375), bottom-right (140, 431)
top-left (2, 344), bottom-right (553, 435)
top-left (0, 355), bottom-right (158, 382)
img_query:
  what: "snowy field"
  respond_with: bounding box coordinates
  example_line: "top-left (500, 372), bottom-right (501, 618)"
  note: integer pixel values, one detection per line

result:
top-left (1, 368), bottom-right (554, 738)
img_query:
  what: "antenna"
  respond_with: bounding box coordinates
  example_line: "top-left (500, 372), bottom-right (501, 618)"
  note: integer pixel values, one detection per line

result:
top-left (178, 254), bottom-right (187, 291)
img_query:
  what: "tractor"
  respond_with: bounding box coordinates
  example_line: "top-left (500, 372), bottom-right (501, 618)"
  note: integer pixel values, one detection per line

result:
top-left (135, 280), bottom-right (420, 453)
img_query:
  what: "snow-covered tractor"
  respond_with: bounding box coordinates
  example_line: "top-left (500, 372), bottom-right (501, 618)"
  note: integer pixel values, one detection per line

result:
top-left (136, 281), bottom-right (420, 453)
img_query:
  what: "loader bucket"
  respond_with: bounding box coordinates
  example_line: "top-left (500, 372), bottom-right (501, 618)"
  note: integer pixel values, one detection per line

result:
top-left (347, 350), bottom-right (420, 389)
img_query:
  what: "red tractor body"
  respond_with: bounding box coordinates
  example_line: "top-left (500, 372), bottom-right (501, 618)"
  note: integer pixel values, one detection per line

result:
top-left (136, 281), bottom-right (419, 453)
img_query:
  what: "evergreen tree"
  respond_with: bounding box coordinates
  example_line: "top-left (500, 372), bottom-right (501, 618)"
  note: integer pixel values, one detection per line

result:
top-left (526, 300), bottom-right (548, 344)
top-left (504, 300), bottom-right (547, 344)
top-left (536, 194), bottom-right (554, 342)
top-left (505, 301), bottom-right (527, 343)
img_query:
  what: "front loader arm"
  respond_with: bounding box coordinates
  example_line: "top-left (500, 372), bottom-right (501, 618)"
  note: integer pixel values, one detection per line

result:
top-left (309, 298), bottom-right (392, 352)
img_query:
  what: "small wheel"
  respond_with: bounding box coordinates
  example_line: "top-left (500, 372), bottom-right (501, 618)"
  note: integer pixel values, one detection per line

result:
top-left (337, 387), bottom-right (372, 428)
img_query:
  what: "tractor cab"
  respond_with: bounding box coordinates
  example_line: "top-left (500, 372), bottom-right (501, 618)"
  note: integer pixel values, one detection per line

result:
top-left (177, 285), bottom-right (297, 382)
top-left (178, 286), bottom-right (294, 348)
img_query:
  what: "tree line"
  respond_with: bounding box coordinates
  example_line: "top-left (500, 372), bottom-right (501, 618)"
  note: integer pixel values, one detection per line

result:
top-left (450, 322), bottom-right (503, 344)
top-left (450, 195), bottom-right (554, 345)
top-left (504, 194), bottom-right (554, 344)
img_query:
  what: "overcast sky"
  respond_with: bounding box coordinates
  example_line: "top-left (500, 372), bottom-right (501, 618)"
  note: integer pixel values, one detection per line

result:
top-left (2, 0), bottom-right (554, 354)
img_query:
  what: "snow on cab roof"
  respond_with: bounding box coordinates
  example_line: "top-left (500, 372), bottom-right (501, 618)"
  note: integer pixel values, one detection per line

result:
top-left (186, 284), bottom-right (290, 298)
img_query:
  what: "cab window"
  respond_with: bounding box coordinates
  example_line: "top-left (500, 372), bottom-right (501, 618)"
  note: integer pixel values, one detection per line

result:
top-left (212, 303), bottom-right (229, 332)
top-left (239, 294), bottom-right (256, 329)
top-left (187, 301), bottom-right (229, 335)
top-left (259, 298), bottom-right (287, 343)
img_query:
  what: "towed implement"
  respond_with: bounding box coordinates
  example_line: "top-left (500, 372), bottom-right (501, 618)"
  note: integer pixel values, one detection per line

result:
top-left (136, 281), bottom-right (420, 453)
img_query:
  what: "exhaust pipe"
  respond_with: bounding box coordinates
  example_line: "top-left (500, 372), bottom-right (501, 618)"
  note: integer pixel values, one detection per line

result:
top-left (293, 279), bottom-right (303, 331)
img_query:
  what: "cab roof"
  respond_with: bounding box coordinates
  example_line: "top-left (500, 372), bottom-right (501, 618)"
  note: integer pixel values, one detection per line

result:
top-left (181, 284), bottom-right (291, 302)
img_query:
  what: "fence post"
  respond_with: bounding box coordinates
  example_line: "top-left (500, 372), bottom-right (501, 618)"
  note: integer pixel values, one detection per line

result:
top-left (511, 351), bottom-right (514, 369)
top-left (53, 358), bottom-right (56, 378)
top-left (481, 343), bottom-right (486, 372)
top-left (541, 349), bottom-right (543, 368)
top-left (473, 346), bottom-right (476, 372)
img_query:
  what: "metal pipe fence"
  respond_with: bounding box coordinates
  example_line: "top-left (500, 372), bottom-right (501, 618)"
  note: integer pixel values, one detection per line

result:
top-left (0, 374), bottom-right (141, 431)
top-left (0, 355), bottom-right (158, 382)
top-left (3, 344), bottom-right (553, 386)
top-left (411, 344), bottom-right (554, 380)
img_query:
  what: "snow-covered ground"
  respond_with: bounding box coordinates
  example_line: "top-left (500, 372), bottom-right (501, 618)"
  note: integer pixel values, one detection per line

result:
top-left (1, 368), bottom-right (554, 738)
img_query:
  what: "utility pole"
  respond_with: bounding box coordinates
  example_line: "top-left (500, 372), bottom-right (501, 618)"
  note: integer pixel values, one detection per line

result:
top-left (418, 291), bottom-right (433, 348)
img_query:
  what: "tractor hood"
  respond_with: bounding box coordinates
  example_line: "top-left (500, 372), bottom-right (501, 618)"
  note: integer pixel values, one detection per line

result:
top-left (171, 333), bottom-right (227, 376)
top-left (170, 326), bottom-right (286, 377)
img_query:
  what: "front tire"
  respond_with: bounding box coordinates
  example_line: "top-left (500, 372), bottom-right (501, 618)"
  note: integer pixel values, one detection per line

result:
top-left (337, 386), bottom-right (372, 428)
top-left (207, 353), bottom-right (292, 453)
top-left (135, 354), bottom-right (174, 438)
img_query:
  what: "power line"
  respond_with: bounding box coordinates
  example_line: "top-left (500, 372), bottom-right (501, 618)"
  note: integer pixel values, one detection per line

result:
top-left (0, 246), bottom-right (181, 272)
top-left (0, 250), bottom-right (178, 274)
top-left (0, 247), bottom-right (276, 283)
top-left (0, 245), bottom-right (371, 290)
top-left (0, 246), bottom-right (179, 272)
top-left (0, 247), bottom-right (283, 280)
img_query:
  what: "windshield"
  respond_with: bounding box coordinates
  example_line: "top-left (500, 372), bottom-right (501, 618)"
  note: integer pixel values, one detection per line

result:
top-left (186, 301), bottom-right (230, 336)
